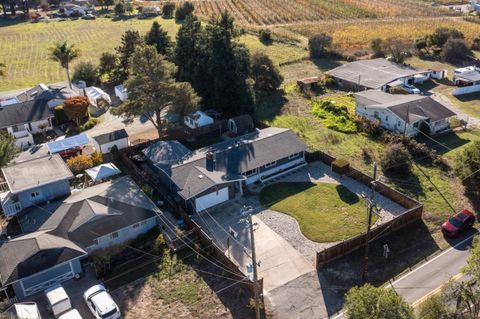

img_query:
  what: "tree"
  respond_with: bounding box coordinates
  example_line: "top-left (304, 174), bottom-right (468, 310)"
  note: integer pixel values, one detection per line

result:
top-left (175, 1), bottom-right (194, 20)
top-left (383, 38), bottom-right (409, 64)
top-left (63, 96), bottom-right (89, 125)
top-left (370, 38), bottom-right (384, 57)
top-left (174, 13), bottom-right (202, 82)
top-left (98, 52), bottom-right (117, 79)
top-left (49, 41), bottom-right (80, 89)
top-left (344, 284), bottom-right (414, 319)
top-left (90, 151), bottom-right (103, 166)
top-left (418, 294), bottom-right (456, 319)
top-left (66, 154), bottom-right (93, 174)
top-left (104, 0), bottom-right (114, 9)
top-left (308, 33), bottom-right (333, 58)
top-left (259, 29), bottom-right (272, 45)
top-left (171, 82), bottom-right (201, 117)
top-left (124, 1), bottom-right (133, 15)
top-left (455, 140), bottom-right (480, 185)
top-left (0, 132), bottom-right (18, 168)
top-left (112, 46), bottom-right (200, 138)
top-left (162, 1), bottom-right (175, 18)
top-left (428, 28), bottom-right (464, 47)
top-left (192, 12), bottom-right (255, 115)
top-left (380, 143), bottom-right (411, 176)
top-left (114, 1), bottom-right (125, 16)
top-left (114, 30), bottom-right (143, 82)
top-left (441, 38), bottom-right (472, 63)
top-left (72, 61), bottom-right (97, 86)
top-left (250, 52), bottom-right (283, 98)
top-left (145, 21), bottom-right (172, 56)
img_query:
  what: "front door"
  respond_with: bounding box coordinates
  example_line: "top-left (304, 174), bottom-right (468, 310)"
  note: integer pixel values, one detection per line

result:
top-left (30, 190), bottom-right (44, 204)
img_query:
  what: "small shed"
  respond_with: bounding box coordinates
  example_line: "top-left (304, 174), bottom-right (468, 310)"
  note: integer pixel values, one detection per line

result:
top-left (114, 84), bottom-right (128, 102)
top-left (84, 87), bottom-right (111, 108)
top-left (91, 129), bottom-right (129, 154)
top-left (184, 111), bottom-right (214, 129)
top-left (429, 65), bottom-right (448, 80)
top-left (85, 163), bottom-right (121, 182)
top-left (297, 76), bottom-right (321, 92)
top-left (227, 115), bottom-right (254, 135)
top-left (6, 303), bottom-right (42, 319)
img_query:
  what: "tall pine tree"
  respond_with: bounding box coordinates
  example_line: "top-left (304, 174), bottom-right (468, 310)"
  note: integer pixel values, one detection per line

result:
top-left (175, 14), bottom-right (202, 83)
top-left (145, 21), bottom-right (172, 56)
top-left (114, 30), bottom-right (143, 82)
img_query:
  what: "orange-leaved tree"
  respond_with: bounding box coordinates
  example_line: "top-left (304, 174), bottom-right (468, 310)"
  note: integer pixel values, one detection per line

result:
top-left (63, 96), bottom-right (89, 126)
top-left (66, 154), bottom-right (93, 174)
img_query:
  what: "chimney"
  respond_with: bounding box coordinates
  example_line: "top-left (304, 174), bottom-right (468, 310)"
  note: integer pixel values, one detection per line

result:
top-left (206, 152), bottom-right (215, 172)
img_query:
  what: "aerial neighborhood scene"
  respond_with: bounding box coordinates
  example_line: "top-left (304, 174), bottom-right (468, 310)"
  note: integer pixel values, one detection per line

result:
top-left (2, 0), bottom-right (480, 319)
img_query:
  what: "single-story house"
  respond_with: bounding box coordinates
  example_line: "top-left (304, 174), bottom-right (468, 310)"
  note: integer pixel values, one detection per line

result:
top-left (355, 90), bottom-right (456, 137)
top-left (429, 64), bottom-right (448, 80)
top-left (227, 115), bottom-right (255, 135)
top-left (327, 58), bottom-right (430, 92)
top-left (1, 83), bottom-right (79, 110)
top-left (61, 3), bottom-right (91, 16)
top-left (0, 154), bottom-right (73, 217)
top-left (0, 98), bottom-right (55, 150)
top-left (452, 66), bottom-right (480, 96)
top-left (0, 176), bottom-right (160, 299)
top-left (114, 84), bottom-right (128, 102)
top-left (84, 87), bottom-right (111, 108)
top-left (140, 6), bottom-right (161, 17)
top-left (144, 127), bottom-right (307, 213)
top-left (91, 129), bottom-right (129, 154)
top-left (184, 111), bottom-right (214, 129)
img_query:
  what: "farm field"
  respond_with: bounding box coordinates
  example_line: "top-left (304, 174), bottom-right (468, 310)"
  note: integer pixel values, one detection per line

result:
top-left (0, 17), bottom-right (306, 91)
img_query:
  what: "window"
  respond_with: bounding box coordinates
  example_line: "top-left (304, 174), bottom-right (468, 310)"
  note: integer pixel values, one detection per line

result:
top-left (265, 161), bottom-right (277, 168)
top-left (93, 239), bottom-right (99, 245)
top-left (397, 120), bottom-right (402, 127)
top-left (12, 125), bottom-right (25, 133)
top-left (288, 153), bottom-right (300, 159)
top-left (111, 232), bottom-right (118, 239)
top-left (31, 191), bottom-right (40, 198)
top-left (244, 168), bottom-right (257, 177)
top-left (385, 115), bottom-right (389, 121)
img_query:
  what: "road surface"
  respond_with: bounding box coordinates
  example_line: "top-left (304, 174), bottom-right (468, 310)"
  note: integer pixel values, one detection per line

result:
top-left (332, 231), bottom-right (478, 319)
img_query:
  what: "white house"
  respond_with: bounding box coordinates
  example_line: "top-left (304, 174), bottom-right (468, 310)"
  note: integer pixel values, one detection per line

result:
top-left (114, 84), bottom-right (128, 102)
top-left (91, 129), bottom-right (129, 154)
top-left (84, 87), bottom-right (111, 108)
top-left (452, 66), bottom-right (480, 96)
top-left (429, 65), bottom-right (448, 80)
top-left (355, 90), bottom-right (456, 137)
top-left (184, 111), bottom-right (214, 129)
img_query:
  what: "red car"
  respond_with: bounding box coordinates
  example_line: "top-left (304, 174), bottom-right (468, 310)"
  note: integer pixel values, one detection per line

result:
top-left (442, 209), bottom-right (476, 237)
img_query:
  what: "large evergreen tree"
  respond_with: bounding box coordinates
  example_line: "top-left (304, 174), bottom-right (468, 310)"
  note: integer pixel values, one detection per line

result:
top-left (174, 13), bottom-right (202, 83)
top-left (114, 30), bottom-right (143, 83)
top-left (145, 21), bottom-right (172, 56)
top-left (192, 12), bottom-right (255, 115)
top-left (250, 52), bottom-right (283, 98)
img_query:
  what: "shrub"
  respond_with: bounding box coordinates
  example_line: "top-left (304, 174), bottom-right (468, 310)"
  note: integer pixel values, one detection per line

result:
top-left (472, 37), bottom-right (480, 51)
top-left (370, 38), bottom-right (384, 57)
top-left (259, 29), bottom-right (272, 44)
top-left (441, 38), bottom-right (472, 63)
top-left (72, 61), bottom-right (98, 86)
top-left (427, 28), bottom-right (464, 47)
top-left (320, 74), bottom-right (336, 87)
top-left (154, 233), bottom-right (166, 253)
top-left (413, 37), bottom-right (428, 51)
top-left (311, 100), bottom-right (358, 133)
top-left (162, 2), bottom-right (175, 18)
top-left (308, 33), bottom-right (333, 58)
top-left (90, 151), bottom-right (103, 166)
top-left (175, 1), bottom-right (194, 20)
top-left (354, 116), bottom-right (382, 138)
top-left (114, 1), bottom-right (126, 16)
top-left (67, 154), bottom-right (93, 174)
top-left (79, 118), bottom-right (98, 131)
top-left (54, 105), bottom-right (69, 124)
top-left (380, 143), bottom-right (412, 175)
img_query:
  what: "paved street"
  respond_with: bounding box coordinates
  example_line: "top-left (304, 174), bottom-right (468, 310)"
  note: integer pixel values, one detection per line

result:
top-left (332, 231), bottom-right (478, 319)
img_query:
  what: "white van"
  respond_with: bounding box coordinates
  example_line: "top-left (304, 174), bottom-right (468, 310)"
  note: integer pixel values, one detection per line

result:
top-left (45, 284), bottom-right (72, 318)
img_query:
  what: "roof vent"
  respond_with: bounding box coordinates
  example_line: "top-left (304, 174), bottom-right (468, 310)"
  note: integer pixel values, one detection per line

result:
top-left (198, 174), bottom-right (203, 179)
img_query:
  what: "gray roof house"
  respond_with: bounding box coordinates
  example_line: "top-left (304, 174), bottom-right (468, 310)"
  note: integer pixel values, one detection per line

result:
top-left (0, 176), bottom-right (160, 299)
top-left (0, 154), bottom-right (73, 217)
top-left (91, 129), bottom-right (129, 154)
top-left (144, 127), bottom-right (308, 213)
top-left (453, 66), bottom-right (480, 96)
top-left (327, 58), bottom-right (430, 91)
top-left (355, 90), bottom-right (456, 137)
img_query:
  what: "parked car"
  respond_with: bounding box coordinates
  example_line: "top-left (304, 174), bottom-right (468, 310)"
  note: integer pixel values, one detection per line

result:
top-left (45, 284), bottom-right (72, 318)
top-left (83, 285), bottom-right (121, 319)
top-left (82, 14), bottom-right (96, 20)
top-left (403, 84), bottom-right (421, 94)
top-left (442, 209), bottom-right (476, 237)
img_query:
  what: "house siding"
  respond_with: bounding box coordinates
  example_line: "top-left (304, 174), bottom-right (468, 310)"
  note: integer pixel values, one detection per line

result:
top-left (16, 179), bottom-right (71, 210)
top-left (244, 152), bottom-right (306, 185)
top-left (94, 138), bottom-right (129, 154)
top-left (355, 105), bottom-right (417, 136)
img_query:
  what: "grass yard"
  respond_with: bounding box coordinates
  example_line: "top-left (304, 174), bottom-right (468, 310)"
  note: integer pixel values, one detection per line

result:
top-left (0, 17), bottom-right (307, 91)
top-left (259, 182), bottom-right (375, 242)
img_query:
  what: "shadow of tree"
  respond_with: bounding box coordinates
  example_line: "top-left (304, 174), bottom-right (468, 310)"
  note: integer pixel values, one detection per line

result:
top-left (335, 185), bottom-right (360, 205)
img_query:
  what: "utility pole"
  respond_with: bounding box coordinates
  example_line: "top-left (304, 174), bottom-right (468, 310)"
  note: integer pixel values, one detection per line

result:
top-left (248, 214), bottom-right (261, 319)
top-left (362, 162), bottom-right (377, 283)
top-left (403, 104), bottom-right (410, 136)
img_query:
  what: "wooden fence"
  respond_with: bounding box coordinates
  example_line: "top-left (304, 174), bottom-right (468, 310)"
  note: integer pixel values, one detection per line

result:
top-left (306, 150), bottom-right (424, 266)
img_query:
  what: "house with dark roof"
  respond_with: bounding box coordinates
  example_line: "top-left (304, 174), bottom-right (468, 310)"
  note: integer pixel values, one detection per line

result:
top-left (227, 115), bottom-right (255, 135)
top-left (327, 58), bottom-right (430, 92)
top-left (144, 127), bottom-right (307, 213)
top-left (0, 176), bottom-right (160, 299)
top-left (0, 154), bottom-right (73, 217)
top-left (355, 90), bottom-right (456, 137)
top-left (91, 129), bottom-right (129, 154)
top-left (453, 66), bottom-right (480, 96)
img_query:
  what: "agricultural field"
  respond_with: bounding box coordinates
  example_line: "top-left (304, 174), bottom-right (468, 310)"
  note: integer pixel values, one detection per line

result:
top-left (149, 0), bottom-right (454, 25)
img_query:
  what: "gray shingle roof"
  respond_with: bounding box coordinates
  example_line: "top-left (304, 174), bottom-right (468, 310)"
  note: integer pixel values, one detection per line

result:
top-left (327, 58), bottom-right (426, 89)
top-left (92, 129), bottom-right (129, 145)
top-left (0, 98), bottom-right (54, 129)
top-left (455, 70), bottom-right (480, 83)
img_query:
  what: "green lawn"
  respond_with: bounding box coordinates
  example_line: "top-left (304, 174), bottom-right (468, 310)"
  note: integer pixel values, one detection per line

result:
top-left (0, 17), bottom-right (307, 91)
top-left (259, 182), bottom-right (375, 242)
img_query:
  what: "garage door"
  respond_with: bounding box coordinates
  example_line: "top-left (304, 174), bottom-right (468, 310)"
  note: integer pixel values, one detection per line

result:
top-left (21, 263), bottom-right (74, 297)
top-left (195, 187), bottom-right (229, 213)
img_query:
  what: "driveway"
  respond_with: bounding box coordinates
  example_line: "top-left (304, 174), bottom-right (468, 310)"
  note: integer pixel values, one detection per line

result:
top-left (431, 92), bottom-right (480, 128)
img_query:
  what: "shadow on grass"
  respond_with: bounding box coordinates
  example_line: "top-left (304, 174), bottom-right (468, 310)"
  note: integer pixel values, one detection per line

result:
top-left (311, 58), bottom-right (343, 72)
top-left (456, 91), bottom-right (480, 103)
top-left (335, 185), bottom-right (360, 205)
top-left (386, 171), bottom-right (425, 198)
top-left (417, 131), bottom-right (471, 155)
top-left (259, 182), bottom-right (316, 208)
top-left (111, 15), bottom-right (137, 22)
top-left (254, 91), bottom-right (289, 121)
top-left (317, 219), bottom-right (439, 316)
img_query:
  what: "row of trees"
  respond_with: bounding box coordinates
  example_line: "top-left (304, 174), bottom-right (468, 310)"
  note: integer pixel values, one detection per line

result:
top-left (344, 237), bottom-right (480, 319)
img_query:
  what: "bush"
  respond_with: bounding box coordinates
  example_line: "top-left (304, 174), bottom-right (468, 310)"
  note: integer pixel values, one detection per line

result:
top-left (308, 33), bottom-right (332, 58)
top-left (114, 1), bottom-right (126, 16)
top-left (67, 154), bottom-right (93, 174)
top-left (162, 2), bottom-right (175, 18)
top-left (455, 140), bottom-right (480, 185)
top-left (441, 38), bottom-right (472, 63)
top-left (311, 99), bottom-right (358, 133)
top-left (380, 143), bottom-right (412, 175)
top-left (259, 29), bottom-right (272, 44)
top-left (72, 61), bottom-right (98, 87)
top-left (175, 1), bottom-right (194, 20)
top-left (154, 233), bottom-right (166, 253)
top-left (79, 118), bottom-right (98, 131)
top-left (90, 151), bottom-right (103, 166)
top-left (472, 37), bottom-right (480, 51)
top-left (370, 38), bottom-right (384, 57)
top-left (354, 116), bottom-right (382, 138)
top-left (320, 74), bottom-right (336, 87)
top-left (54, 105), bottom-right (69, 124)
top-left (427, 27), bottom-right (464, 47)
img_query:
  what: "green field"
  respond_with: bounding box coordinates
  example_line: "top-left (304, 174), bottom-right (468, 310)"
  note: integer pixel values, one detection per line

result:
top-left (0, 17), bottom-right (307, 91)
top-left (260, 182), bottom-right (375, 242)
